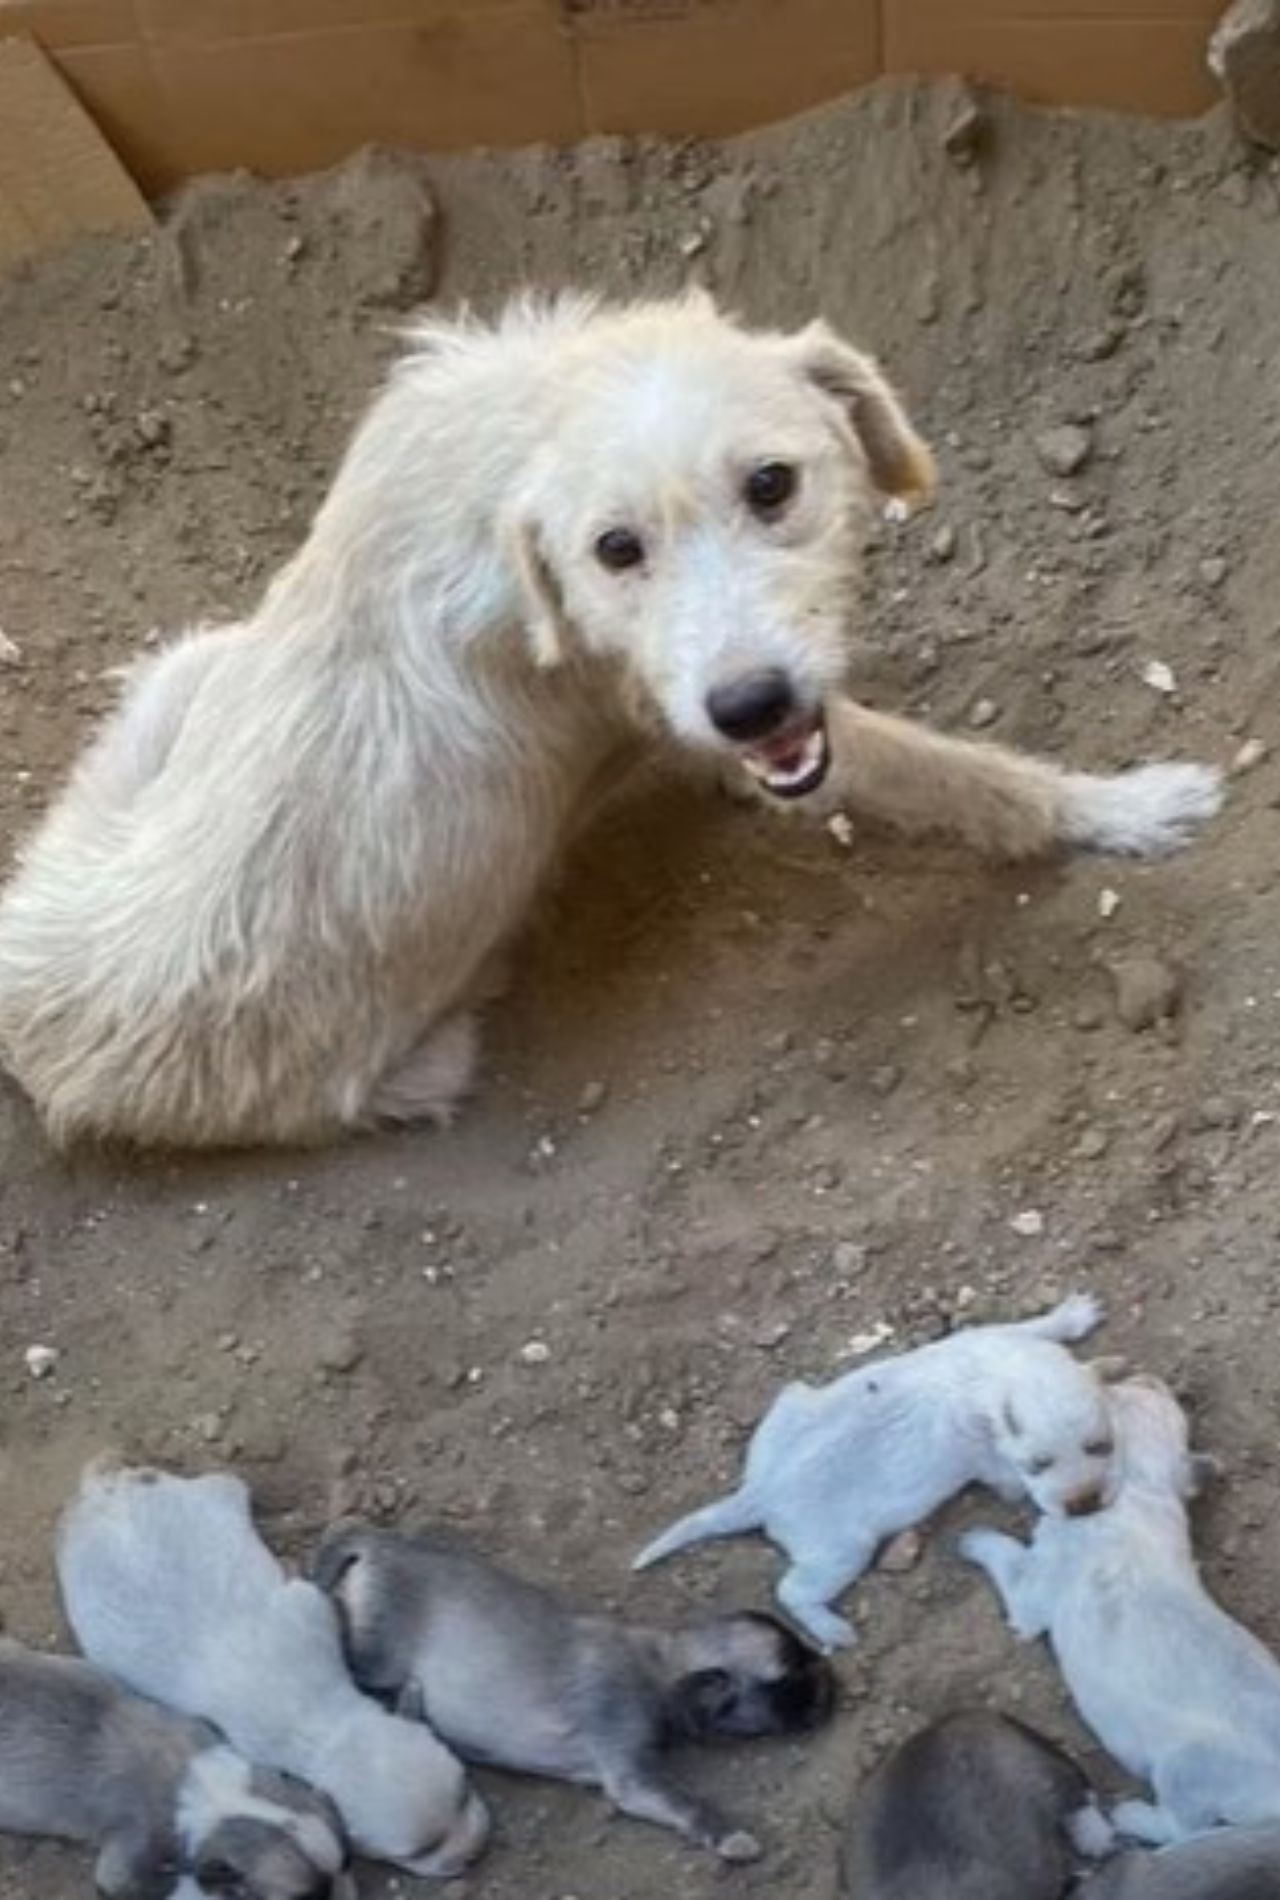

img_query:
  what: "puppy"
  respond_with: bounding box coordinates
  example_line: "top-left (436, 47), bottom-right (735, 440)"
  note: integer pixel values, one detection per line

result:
top-left (634, 1292), bottom-right (1118, 1648)
top-left (0, 1634), bottom-right (354, 1899)
top-left (961, 1375), bottom-right (1276, 1845)
top-left (1084, 1827), bottom-right (1280, 1898)
top-left (56, 1462), bottom-right (490, 1879)
top-left (310, 1521), bottom-right (835, 1862)
top-left (839, 1708), bottom-right (1112, 1900)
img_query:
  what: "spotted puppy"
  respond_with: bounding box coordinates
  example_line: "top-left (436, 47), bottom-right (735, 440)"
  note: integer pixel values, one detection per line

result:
top-left (840, 1708), bottom-right (1112, 1900)
top-left (0, 1635), bottom-right (354, 1899)
top-left (57, 1461), bottom-right (490, 1880)
top-left (311, 1521), bottom-right (835, 1863)
top-left (1084, 1827), bottom-right (1280, 1898)
top-left (961, 1376), bottom-right (1274, 1846)
top-left (635, 1293), bottom-right (1119, 1648)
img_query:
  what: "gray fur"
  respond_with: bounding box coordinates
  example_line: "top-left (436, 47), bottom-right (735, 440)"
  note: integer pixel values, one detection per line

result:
top-left (1084, 1827), bottom-right (1280, 1898)
top-left (0, 1637), bottom-right (353, 1899)
top-left (310, 1521), bottom-right (835, 1862)
top-left (839, 1709), bottom-right (1111, 1900)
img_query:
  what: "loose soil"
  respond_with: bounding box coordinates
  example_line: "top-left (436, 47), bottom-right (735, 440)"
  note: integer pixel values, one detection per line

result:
top-left (2, 80), bottom-right (1280, 1900)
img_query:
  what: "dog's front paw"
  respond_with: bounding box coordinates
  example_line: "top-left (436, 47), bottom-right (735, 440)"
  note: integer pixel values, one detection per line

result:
top-left (715, 1830), bottom-right (763, 1864)
top-left (957, 1528), bottom-right (1006, 1570)
top-left (1061, 762), bottom-right (1224, 859)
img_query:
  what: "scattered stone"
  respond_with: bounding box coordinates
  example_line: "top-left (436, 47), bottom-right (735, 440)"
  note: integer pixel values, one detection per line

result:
top-left (1199, 554), bottom-right (1229, 588)
top-left (1232, 736), bottom-right (1268, 774)
top-left (1073, 1000), bottom-right (1106, 1032)
top-left (753, 1320), bottom-right (791, 1349)
top-left (827, 811), bottom-right (856, 849)
top-left (518, 1339), bottom-right (552, 1365)
top-left (0, 630), bottom-right (21, 666)
top-left (316, 1324), bottom-right (363, 1375)
top-left (968, 697), bottom-right (1000, 730)
top-left (1108, 954), bottom-right (1183, 1031)
top-left (1074, 1125), bottom-right (1110, 1161)
top-left (929, 522), bottom-right (958, 562)
top-left (832, 1240), bottom-right (868, 1277)
top-left (578, 1080), bottom-right (608, 1114)
top-left (1010, 1209), bottom-right (1045, 1238)
top-left (24, 1345), bottom-right (58, 1380)
top-left (1141, 658), bottom-right (1178, 695)
top-left (1098, 888), bottom-right (1122, 919)
top-left (878, 1529), bottom-right (924, 1573)
top-left (940, 81), bottom-right (986, 165)
top-left (847, 1320), bottom-right (895, 1357)
top-left (1209, 0), bottom-right (1280, 150)
top-left (1035, 424), bottom-right (1092, 478)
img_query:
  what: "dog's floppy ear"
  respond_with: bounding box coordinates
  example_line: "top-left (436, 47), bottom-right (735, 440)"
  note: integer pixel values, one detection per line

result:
top-left (794, 320), bottom-right (936, 510)
top-left (1184, 1451), bottom-right (1224, 1498)
top-left (504, 505), bottom-right (572, 670)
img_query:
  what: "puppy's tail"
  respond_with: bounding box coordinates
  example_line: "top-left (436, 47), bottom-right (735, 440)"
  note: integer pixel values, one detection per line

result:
top-left (632, 1490), bottom-right (762, 1570)
top-left (1006, 1291), bottom-right (1102, 1345)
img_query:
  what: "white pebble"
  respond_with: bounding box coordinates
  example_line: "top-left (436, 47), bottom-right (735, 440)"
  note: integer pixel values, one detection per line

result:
top-left (827, 812), bottom-right (855, 849)
top-left (1009, 1209), bottom-right (1045, 1238)
top-left (1232, 737), bottom-right (1268, 775)
top-left (518, 1340), bottom-right (551, 1365)
top-left (0, 629), bottom-right (21, 666)
top-left (1141, 659), bottom-right (1177, 695)
top-left (24, 1345), bottom-right (59, 1380)
top-left (1098, 887), bottom-right (1121, 919)
top-left (846, 1320), bottom-right (895, 1357)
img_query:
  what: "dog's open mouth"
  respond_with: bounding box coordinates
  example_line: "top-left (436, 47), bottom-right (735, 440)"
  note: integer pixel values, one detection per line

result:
top-left (738, 714), bottom-right (830, 800)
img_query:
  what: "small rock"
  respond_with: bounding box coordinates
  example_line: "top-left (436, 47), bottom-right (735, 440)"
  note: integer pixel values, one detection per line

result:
top-left (929, 523), bottom-right (958, 562)
top-left (1141, 658), bottom-right (1177, 695)
top-left (316, 1325), bottom-right (363, 1375)
top-left (0, 630), bottom-right (21, 666)
top-left (1073, 1001), bottom-right (1106, 1032)
top-left (1010, 1209), bottom-right (1045, 1238)
top-left (1199, 554), bottom-right (1229, 588)
top-left (1035, 424), bottom-right (1092, 478)
top-left (24, 1345), bottom-right (58, 1380)
top-left (753, 1320), bottom-right (792, 1350)
top-left (1209, 0), bottom-right (1280, 150)
top-left (578, 1080), bottom-right (608, 1114)
top-left (940, 81), bottom-right (986, 165)
top-left (832, 1240), bottom-right (868, 1277)
top-left (968, 697), bottom-right (1000, 730)
top-left (827, 811), bottom-right (856, 849)
top-left (847, 1321), bottom-right (895, 1357)
top-left (518, 1340), bottom-right (552, 1365)
top-left (1108, 955), bottom-right (1183, 1031)
top-left (1232, 737), bottom-right (1268, 774)
top-left (1098, 888), bottom-right (1122, 919)
top-left (1074, 1126), bottom-right (1110, 1161)
top-left (870, 1063), bottom-right (903, 1098)
top-left (878, 1529), bottom-right (924, 1573)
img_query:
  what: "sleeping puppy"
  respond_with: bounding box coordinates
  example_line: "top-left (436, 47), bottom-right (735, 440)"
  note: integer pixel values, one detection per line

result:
top-left (961, 1376), bottom-right (1273, 1846)
top-left (310, 1521), bottom-right (835, 1862)
top-left (839, 1708), bottom-right (1112, 1900)
top-left (57, 1461), bottom-right (490, 1880)
top-left (1083, 1827), bottom-right (1280, 1898)
top-left (0, 1635), bottom-right (355, 1899)
top-left (634, 1293), bottom-right (1119, 1648)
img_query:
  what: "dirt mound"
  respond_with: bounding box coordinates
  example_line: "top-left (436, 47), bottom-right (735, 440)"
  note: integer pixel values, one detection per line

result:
top-left (3, 81), bottom-right (1280, 1899)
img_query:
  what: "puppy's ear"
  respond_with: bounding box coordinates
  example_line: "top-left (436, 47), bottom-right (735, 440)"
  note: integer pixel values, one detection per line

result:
top-left (504, 507), bottom-right (572, 669)
top-left (1185, 1452), bottom-right (1224, 1498)
top-left (669, 1667), bottom-right (739, 1736)
top-left (794, 320), bottom-right (936, 510)
top-left (1085, 1355), bottom-right (1131, 1384)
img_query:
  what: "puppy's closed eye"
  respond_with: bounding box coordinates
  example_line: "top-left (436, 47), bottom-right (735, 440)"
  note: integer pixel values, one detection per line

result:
top-left (1085, 1437), bottom-right (1115, 1459)
top-left (1027, 1455), bottom-right (1055, 1476)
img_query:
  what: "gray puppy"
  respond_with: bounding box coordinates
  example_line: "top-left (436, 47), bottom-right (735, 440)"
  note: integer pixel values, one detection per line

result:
top-left (1084, 1828), bottom-right (1280, 1899)
top-left (839, 1709), bottom-right (1112, 1900)
top-left (0, 1636), bottom-right (355, 1900)
top-left (310, 1522), bottom-right (836, 1863)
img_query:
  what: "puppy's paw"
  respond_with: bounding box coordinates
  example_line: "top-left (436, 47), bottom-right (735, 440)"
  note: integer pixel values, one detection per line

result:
top-left (1060, 761), bottom-right (1224, 858)
top-left (1066, 1800), bottom-right (1115, 1860)
top-left (793, 1607), bottom-right (858, 1652)
top-left (1048, 1291), bottom-right (1104, 1341)
top-left (715, 1830), bottom-right (763, 1864)
top-left (957, 1527), bottom-right (1006, 1569)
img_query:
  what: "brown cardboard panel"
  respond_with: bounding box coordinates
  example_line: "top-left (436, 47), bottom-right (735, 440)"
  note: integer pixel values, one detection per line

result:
top-left (884, 1), bottom-right (1222, 115)
top-left (573, 0), bottom-right (880, 138)
top-left (0, 32), bottom-right (150, 267)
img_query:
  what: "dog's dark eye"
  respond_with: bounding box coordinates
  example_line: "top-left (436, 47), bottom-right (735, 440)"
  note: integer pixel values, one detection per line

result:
top-left (744, 461), bottom-right (798, 516)
top-left (1086, 1438), bottom-right (1114, 1458)
top-left (1028, 1455), bottom-right (1054, 1476)
top-left (594, 527), bottom-right (645, 572)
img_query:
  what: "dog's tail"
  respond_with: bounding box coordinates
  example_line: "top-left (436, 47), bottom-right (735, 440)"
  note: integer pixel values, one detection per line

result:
top-left (1005, 1291), bottom-right (1102, 1345)
top-left (632, 1489), bottom-right (762, 1571)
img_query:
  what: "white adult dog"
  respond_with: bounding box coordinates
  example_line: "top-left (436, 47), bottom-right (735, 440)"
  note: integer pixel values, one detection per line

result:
top-left (57, 1461), bottom-right (490, 1879)
top-left (634, 1293), bottom-right (1120, 1649)
top-left (960, 1375), bottom-right (1279, 1846)
top-left (0, 292), bottom-right (1222, 1148)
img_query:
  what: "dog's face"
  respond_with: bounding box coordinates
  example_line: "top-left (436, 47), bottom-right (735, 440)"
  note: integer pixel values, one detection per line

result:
top-left (992, 1358), bottom-right (1120, 1519)
top-left (1109, 1376), bottom-right (1221, 1502)
top-left (190, 1817), bottom-right (355, 1900)
top-left (666, 1611), bottom-right (836, 1740)
top-left (506, 294), bottom-right (934, 799)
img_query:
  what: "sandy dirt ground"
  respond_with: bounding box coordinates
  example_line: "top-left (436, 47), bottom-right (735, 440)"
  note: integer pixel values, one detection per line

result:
top-left (2, 79), bottom-right (1280, 1899)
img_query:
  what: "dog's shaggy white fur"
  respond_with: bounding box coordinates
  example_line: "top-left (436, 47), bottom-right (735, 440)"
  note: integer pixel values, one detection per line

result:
top-left (634, 1293), bottom-right (1119, 1649)
top-left (57, 1462), bottom-right (490, 1879)
top-left (0, 293), bottom-right (1223, 1148)
top-left (960, 1376), bottom-right (1280, 1846)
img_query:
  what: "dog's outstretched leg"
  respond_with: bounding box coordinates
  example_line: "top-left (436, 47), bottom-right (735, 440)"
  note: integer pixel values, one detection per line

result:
top-left (364, 1013), bottom-right (477, 1128)
top-left (958, 1529), bottom-right (1049, 1640)
top-left (599, 1749), bottom-right (761, 1862)
top-left (774, 1546), bottom-right (871, 1651)
top-left (816, 697), bottom-right (1222, 860)
top-left (1007, 1292), bottom-right (1103, 1344)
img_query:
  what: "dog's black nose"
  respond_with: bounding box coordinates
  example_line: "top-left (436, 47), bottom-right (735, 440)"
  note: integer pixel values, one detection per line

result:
top-left (1065, 1488), bottom-right (1105, 1518)
top-left (705, 669), bottom-right (796, 742)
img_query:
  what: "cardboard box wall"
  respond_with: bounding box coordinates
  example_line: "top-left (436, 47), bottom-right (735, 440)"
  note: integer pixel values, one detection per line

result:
top-left (0, 0), bottom-right (1227, 195)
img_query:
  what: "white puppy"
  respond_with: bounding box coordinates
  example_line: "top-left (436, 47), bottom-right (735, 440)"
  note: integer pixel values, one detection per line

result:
top-left (0, 293), bottom-right (1221, 1149)
top-left (634, 1293), bottom-right (1118, 1648)
top-left (56, 1462), bottom-right (490, 1879)
top-left (960, 1375), bottom-right (1277, 1846)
